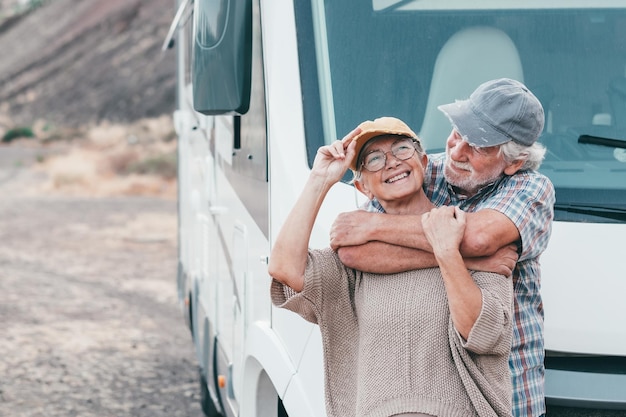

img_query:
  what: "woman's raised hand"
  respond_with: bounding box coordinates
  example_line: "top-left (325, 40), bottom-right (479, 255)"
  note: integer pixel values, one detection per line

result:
top-left (311, 127), bottom-right (360, 183)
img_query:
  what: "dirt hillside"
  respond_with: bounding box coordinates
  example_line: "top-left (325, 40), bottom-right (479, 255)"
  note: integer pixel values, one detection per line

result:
top-left (0, 0), bottom-right (177, 129)
top-left (0, 0), bottom-right (180, 198)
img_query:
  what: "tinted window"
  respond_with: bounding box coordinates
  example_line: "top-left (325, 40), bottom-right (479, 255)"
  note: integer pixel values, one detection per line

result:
top-left (192, 0), bottom-right (252, 115)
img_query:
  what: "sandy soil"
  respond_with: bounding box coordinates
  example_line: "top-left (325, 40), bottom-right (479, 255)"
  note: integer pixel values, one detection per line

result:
top-left (0, 120), bottom-right (204, 417)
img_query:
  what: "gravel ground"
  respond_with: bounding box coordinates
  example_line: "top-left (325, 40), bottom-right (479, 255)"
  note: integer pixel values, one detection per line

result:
top-left (0, 144), bottom-right (203, 417)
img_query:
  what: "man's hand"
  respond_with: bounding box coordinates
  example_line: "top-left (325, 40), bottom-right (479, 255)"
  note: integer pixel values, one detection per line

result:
top-left (330, 210), bottom-right (376, 250)
top-left (464, 243), bottom-right (519, 277)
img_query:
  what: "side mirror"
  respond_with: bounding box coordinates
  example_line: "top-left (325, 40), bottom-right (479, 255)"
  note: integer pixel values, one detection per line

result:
top-left (192, 0), bottom-right (252, 115)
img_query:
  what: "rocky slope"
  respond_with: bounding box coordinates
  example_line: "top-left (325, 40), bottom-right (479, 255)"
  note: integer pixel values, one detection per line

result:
top-left (0, 0), bottom-right (177, 130)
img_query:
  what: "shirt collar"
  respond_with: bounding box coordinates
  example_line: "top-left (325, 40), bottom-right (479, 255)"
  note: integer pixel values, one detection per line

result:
top-left (448, 176), bottom-right (506, 201)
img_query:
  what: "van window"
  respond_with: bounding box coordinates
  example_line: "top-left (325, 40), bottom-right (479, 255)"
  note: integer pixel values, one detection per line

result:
top-left (192, 0), bottom-right (252, 115)
top-left (294, 1), bottom-right (626, 223)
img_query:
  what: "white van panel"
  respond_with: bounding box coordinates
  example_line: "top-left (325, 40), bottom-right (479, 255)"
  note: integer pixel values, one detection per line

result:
top-left (543, 222), bottom-right (626, 355)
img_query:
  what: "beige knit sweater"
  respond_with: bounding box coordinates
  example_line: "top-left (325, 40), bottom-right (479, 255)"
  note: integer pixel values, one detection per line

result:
top-left (271, 248), bottom-right (513, 417)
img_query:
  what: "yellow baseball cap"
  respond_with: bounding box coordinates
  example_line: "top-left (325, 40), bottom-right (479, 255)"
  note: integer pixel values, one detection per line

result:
top-left (349, 117), bottom-right (419, 171)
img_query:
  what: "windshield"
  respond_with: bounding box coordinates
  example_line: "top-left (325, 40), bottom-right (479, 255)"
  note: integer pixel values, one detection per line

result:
top-left (294, 1), bottom-right (626, 223)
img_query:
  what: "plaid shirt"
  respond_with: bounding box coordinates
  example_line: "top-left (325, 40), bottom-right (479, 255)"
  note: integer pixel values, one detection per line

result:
top-left (367, 152), bottom-right (555, 417)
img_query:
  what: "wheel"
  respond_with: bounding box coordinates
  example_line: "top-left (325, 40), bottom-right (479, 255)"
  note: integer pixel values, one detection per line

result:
top-left (278, 397), bottom-right (289, 417)
top-left (199, 370), bottom-right (222, 417)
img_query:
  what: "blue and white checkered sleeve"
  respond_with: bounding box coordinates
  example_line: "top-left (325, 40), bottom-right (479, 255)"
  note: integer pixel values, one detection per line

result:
top-left (473, 171), bottom-right (555, 261)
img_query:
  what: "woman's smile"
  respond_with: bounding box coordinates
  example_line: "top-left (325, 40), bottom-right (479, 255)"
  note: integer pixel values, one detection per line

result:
top-left (385, 171), bottom-right (410, 184)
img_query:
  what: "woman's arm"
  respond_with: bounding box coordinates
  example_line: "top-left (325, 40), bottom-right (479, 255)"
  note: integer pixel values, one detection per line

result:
top-left (268, 135), bottom-right (358, 292)
top-left (422, 206), bottom-right (483, 340)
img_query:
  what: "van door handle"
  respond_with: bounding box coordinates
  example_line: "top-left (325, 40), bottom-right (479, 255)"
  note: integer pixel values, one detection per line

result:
top-left (209, 206), bottom-right (228, 215)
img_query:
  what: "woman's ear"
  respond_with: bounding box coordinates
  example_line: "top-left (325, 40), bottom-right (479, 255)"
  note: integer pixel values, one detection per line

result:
top-left (354, 179), bottom-right (374, 200)
top-left (419, 153), bottom-right (428, 169)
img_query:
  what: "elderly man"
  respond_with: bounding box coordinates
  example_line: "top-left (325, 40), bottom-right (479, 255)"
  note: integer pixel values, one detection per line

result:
top-left (331, 78), bottom-right (555, 417)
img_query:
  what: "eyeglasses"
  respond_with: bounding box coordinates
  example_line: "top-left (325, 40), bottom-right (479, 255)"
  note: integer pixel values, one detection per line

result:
top-left (452, 130), bottom-right (500, 157)
top-left (361, 138), bottom-right (421, 172)
top-left (467, 142), bottom-right (501, 157)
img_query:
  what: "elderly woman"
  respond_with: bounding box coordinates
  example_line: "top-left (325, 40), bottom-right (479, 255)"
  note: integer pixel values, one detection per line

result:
top-left (268, 117), bottom-right (514, 417)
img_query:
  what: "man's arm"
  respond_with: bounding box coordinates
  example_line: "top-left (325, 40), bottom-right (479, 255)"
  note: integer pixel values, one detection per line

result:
top-left (338, 241), bottom-right (517, 276)
top-left (331, 208), bottom-right (520, 257)
top-left (461, 209), bottom-right (520, 257)
top-left (337, 242), bottom-right (438, 273)
top-left (331, 211), bottom-right (428, 250)
top-left (333, 208), bottom-right (520, 275)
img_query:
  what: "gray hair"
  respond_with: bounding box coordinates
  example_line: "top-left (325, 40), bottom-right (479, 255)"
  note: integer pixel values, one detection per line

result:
top-left (499, 140), bottom-right (547, 171)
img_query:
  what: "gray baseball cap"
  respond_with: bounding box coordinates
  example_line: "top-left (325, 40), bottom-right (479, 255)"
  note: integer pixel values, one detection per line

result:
top-left (437, 78), bottom-right (545, 147)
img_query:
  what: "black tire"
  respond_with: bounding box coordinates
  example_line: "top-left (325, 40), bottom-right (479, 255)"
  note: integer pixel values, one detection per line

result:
top-left (199, 370), bottom-right (222, 417)
top-left (278, 397), bottom-right (289, 417)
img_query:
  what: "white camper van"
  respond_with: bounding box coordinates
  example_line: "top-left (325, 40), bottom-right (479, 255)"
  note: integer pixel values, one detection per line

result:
top-left (165, 1), bottom-right (626, 416)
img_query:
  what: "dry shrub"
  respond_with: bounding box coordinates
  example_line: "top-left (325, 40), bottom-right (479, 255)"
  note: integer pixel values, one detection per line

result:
top-left (33, 116), bottom-right (177, 199)
top-left (107, 149), bottom-right (141, 175)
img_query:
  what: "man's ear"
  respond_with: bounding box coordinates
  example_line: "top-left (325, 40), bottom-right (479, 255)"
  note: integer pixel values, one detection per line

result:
top-left (354, 180), bottom-right (374, 200)
top-left (504, 159), bottom-right (525, 175)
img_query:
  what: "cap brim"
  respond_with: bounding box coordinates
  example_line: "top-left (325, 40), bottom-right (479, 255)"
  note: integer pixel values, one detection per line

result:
top-left (438, 101), bottom-right (511, 147)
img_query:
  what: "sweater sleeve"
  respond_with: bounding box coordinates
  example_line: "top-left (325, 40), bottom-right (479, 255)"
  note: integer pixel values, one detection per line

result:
top-left (457, 271), bottom-right (514, 355)
top-left (270, 248), bottom-right (356, 324)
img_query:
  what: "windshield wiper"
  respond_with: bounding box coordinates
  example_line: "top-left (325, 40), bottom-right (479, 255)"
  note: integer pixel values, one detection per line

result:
top-left (578, 134), bottom-right (626, 149)
top-left (378, 0), bottom-right (414, 12)
top-left (554, 203), bottom-right (626, 221)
